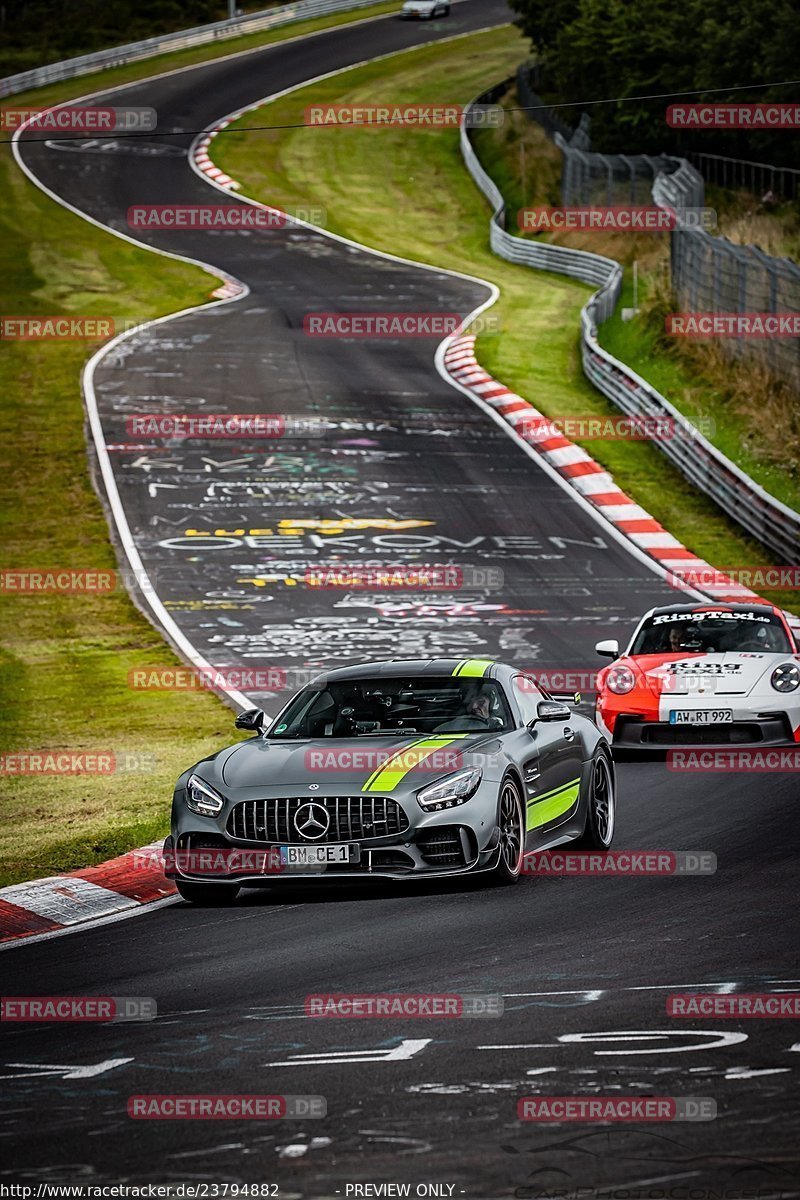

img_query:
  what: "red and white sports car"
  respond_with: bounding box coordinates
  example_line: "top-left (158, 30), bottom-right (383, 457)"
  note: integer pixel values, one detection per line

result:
top-left (594, 603), bottom-right (800, 751)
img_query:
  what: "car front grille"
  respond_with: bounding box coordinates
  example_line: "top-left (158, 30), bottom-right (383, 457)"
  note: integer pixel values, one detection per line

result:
top-left (227, 796), bottom-right (409, 844)
top-left (642, 722), bottom-right (765, 745)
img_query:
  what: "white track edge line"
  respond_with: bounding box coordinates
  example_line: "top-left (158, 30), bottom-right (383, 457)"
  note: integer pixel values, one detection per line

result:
top-left (0, 894), bottom-right (182, 952)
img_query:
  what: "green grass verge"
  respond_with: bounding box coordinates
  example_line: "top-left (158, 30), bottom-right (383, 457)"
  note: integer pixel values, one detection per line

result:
top-left (478, 90), bottom-right (800, 523)
top-left (214, 28), bottom-right (797, 612)
top-left (601, 272), bottom-right (800, 515)
top-left (473, 84), bottom-right (800, 523)
top-left (0, 139), bottom-right (239, 887)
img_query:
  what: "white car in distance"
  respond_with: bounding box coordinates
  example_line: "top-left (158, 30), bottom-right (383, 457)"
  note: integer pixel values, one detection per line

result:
top-left (401, 0), bottom-right (451, 18)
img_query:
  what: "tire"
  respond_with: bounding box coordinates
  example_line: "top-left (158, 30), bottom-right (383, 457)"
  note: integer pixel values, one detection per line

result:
top-left (484, 776), bottom-right (525, 886)
top-left (175, 879), bottom-right (240, 906)
top-left (573, 750), bottom-right (615, 850)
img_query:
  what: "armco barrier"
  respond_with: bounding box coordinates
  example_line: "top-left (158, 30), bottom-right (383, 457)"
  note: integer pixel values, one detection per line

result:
top-left (460, 82), bottom-right (623, 323)
top-left (460, 86), bottom-right (800, 562)
top-left (518, 66), bottom-right (800, 393)
top-left (0, 0), bottom-right (386, 98)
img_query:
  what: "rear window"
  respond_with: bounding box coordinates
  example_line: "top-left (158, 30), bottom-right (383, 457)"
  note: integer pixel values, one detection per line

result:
top-left (631, 610), bottom-right (791, 656)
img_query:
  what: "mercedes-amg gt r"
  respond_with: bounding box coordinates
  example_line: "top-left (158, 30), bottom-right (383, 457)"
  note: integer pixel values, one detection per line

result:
top-left (166, 658), bottom-right (614, 903)
top-left (595, 602), bottom-right (800, 752)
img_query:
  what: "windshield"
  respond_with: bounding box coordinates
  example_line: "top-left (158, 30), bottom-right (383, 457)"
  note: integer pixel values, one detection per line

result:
top-left (267, 676), bottom-right (513, 739)
top-left (631, 610), bottom-right (792, 656)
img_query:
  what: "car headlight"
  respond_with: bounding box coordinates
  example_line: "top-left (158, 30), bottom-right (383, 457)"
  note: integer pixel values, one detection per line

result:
top-left (606, 665), bottom-right (636, 695)
top-left (417, 767), bottom-right (482, 811)
top-left (185, 774), bottom-right (225, 817)
top-left (771, 662), bottom-right (800, 693)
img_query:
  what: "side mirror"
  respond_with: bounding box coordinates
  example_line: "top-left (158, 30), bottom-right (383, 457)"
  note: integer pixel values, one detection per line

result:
top-left (595, 639), bottom-right (620, 659)
top-left (235, 708), bottom-right (265, 733)
top-left (532, 699), bottom-right (572, 723)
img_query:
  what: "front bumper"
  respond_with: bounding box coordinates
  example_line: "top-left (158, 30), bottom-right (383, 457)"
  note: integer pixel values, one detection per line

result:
top-left (164, 834), bottom-right (504, 884)
top-left (168, 785), bottom-right (504, 884)
top-left (608, 712), bottom-right (795, 750)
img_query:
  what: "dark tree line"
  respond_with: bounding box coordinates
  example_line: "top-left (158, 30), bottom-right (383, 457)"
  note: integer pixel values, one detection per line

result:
top-left (513, 0), bottom-right (800, 167)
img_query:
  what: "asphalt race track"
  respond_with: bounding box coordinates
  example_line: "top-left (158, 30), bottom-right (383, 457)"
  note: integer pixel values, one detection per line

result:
top-left (5, 1), bottom-right (800, 1193)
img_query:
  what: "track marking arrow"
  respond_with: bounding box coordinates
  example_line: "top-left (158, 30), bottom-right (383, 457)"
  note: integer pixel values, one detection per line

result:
top-left (0, 1057), bottom-right (133, 1080)
top-left (266, 1039), bottom-right (431, 1066)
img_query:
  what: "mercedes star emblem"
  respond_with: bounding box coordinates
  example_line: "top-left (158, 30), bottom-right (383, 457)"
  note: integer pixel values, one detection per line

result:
top-left (294, 802), bottom-right (330, 841)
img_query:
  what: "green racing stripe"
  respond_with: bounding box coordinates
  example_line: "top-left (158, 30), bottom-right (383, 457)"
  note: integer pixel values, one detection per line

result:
top-left (526, 778), bottom-right (581, 831)
top-left (362, 735), bottom-right (469, 793)
top-left (451, 658), bottom-right (494, 678)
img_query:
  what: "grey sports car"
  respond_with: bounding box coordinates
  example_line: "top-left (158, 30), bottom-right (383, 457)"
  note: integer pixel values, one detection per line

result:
top-left (165, 657), bottom-right (615, 904)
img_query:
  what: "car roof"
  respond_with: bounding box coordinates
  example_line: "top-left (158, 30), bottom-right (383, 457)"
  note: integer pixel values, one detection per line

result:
top-left (310, 658), bottom-right (512, 684)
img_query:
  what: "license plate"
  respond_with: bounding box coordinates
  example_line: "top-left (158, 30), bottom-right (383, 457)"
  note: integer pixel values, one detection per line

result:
top-left (279, 844), bottom-right (360, 867)
top-left (669, 709), bottom-right (733, 725)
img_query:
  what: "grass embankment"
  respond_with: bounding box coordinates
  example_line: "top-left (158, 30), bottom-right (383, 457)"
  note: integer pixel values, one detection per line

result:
top-left (472, 85), bottom-right (800, 518)
top-left (214, 29), bottom-right (797, 611)
top-left (0, 141), bottom-right (232, 886)
top-left (0, 0), bottom-right (404, 887)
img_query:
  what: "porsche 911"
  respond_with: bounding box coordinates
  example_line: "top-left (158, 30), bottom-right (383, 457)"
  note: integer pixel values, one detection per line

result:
top-left (595, 602), bottom-right (800, 752)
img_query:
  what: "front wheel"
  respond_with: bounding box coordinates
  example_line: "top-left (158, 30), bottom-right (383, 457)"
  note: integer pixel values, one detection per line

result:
top-left (573, 750), bottom-right (615, 849)
top-left (485, 777), bottom-right (525, 886)
top-left (175, 879), bottom-right (240, 906)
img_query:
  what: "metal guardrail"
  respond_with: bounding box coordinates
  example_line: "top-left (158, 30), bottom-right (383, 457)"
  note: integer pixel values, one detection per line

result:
top-left (461, 83), bottom-right (623, 324)
top-left (0, 0), bottom-right (384, 98)
top-left (555, 133), bottom-right (684, 209)
top-left (461, 86), bottom-right (800, 561)
top-left (517, 67), bottom-right (800, 393)
top-left (651, 161), bottom-right (706, 211)
top-left (580, 326), bottom-right (800, 563)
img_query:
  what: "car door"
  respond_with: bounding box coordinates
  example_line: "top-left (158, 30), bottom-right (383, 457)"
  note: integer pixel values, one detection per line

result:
top-left (512, 674), bottom-right (585, 843)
